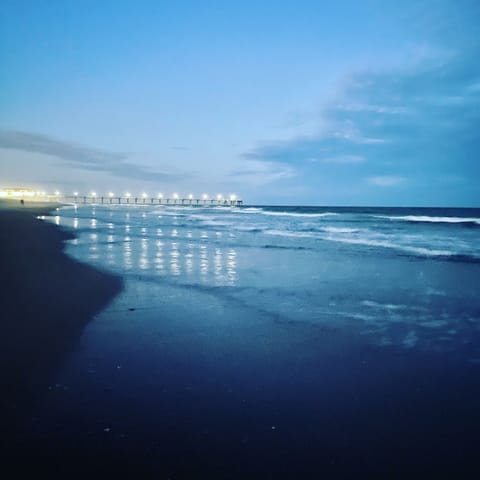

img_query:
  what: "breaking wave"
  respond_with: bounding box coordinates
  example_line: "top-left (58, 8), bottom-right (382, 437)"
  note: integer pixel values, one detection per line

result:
top-left (376, 215), bottom-right (480, 226)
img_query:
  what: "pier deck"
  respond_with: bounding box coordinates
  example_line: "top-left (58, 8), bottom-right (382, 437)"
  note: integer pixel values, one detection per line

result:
top-left (63, 196), bottom-right (243, 206)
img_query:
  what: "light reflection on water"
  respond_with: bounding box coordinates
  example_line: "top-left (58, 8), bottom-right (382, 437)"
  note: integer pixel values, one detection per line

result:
top-left (170, 242), bottom-right (180, 276)
top-left (61, 212), bottom-right (238, 286)
top-left (140, 237), bottom-right (149, 270)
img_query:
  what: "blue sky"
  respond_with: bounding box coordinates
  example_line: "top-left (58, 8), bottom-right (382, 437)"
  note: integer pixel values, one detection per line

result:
top-left (0, 0), bottom-right (479, 206)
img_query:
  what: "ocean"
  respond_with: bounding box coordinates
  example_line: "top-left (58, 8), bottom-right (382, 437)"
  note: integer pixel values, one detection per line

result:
top-left (26, 205), bottom-right (480, 476)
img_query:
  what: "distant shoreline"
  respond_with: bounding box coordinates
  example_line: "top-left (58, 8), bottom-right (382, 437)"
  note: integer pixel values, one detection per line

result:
top-left (0, 199), bottom-right (123, 431)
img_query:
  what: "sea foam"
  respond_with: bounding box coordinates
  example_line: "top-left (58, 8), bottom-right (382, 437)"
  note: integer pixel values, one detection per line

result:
top-left (376, 215), bottom-right (480, 225)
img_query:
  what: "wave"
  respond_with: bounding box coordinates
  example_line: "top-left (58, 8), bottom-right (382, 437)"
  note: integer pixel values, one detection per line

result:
top-left (322, 234), bottom-right (480, 262)
top-left (320, 226), bottom-right (359, 234)
top-left (325, 235), bottom-right (450, 255)
top-left (238, 207), bottom-right (264, 213)
top-left (197, 219), bottom-right (235, 228)
top-left (234, 226), bottom-right (263, 233)
top-left (361, 300), bottom-right (427, 312)
top-left (375, 215), bottom-right (480, 225)
top-left (261, 211), bottom-right (339, 218)
top-left (262, 244), bottom-right (308, 250)
top-left (265, 229), bottom-right (315, 238)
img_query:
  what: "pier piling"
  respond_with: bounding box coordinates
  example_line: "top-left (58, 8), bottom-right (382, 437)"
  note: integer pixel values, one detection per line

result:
top-left (62, 195), bottom-right (243, 207)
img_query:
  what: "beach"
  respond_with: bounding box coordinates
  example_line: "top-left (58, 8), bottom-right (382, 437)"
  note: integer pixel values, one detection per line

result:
top-left (2, 203), bottom-right (480, 477)
top-left (0, 200), bottom-right (122, 434)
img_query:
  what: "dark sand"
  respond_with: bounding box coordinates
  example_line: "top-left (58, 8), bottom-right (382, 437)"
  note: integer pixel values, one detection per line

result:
top-left (0, 200), bottom-right (122, 433)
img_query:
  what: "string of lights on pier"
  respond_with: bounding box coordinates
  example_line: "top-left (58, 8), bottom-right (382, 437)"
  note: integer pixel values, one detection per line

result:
top-left (0, 188), bottom-right (242, 206)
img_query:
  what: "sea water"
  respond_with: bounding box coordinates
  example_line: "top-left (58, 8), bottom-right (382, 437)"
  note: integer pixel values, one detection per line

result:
top-left (31, 204), bottom-right (480, 475)
top-left (51, 204), bottom-right (480, 356)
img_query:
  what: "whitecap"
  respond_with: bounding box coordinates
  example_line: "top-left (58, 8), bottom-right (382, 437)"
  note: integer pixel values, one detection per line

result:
top-left (237, 207), bottom-right (264, 213)
top-left (264, 229), bottom-right (315, 238)
top-left (261, 211), bottom-right (339, 218)
top-left (322, 235), bottom-right (454, 257)
top-left (320, 226), bottom-right (359, 234)
top-left (375, 215), bottom-right (480, 225)
top-left (361, 300), bottom-right (405, 310)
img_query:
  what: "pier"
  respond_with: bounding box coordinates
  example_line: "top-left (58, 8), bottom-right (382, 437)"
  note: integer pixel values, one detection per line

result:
top-left (0, 188), bottom-right (243, 206)
top-left (63, 195), bottom-right (243, 207)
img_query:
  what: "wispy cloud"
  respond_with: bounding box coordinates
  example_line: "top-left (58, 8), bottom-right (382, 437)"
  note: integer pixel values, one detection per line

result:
top-left (334, 103), bottom-right (410, 115)
top-left (314, 154), bottom-right (365, 164)
top-left (229, 159), bottom-right (296, 186)
top-left (0, 130), bottom-right (185, 182)
top-left (242, 36), bottom-right (480, 204)
top-left (368, 176), bottom-right (404, 187)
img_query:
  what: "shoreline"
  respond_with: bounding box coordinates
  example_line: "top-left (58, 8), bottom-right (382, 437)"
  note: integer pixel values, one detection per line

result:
top-left (2, 200), bottom-right (480, 476)
top-left (0, 199), bottom-right (123, 430)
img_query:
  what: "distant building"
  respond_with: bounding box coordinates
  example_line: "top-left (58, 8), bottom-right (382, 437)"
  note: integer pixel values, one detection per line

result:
top-left (0, 188), bottom-right (44, 198)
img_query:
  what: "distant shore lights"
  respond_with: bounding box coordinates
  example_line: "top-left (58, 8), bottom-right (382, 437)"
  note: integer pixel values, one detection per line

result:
top-left (0, 188), bottom-right (39, 198)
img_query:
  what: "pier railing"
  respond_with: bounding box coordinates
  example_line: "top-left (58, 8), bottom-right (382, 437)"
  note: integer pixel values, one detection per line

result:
top-left (62, 196), bottom-right (243, 206)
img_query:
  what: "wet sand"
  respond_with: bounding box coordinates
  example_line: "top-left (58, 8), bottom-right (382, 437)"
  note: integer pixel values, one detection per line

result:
top-left (6, 278), bottom-right (480, 478)
top-left (0, 200), bottom-right (123, 432)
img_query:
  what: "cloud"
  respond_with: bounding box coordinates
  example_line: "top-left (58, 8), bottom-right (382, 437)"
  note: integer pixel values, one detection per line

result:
top-left (321, 154), bottom-right (365, 164)
top-left (241, 35), bottom-right (480, 204)
top-left (368, 176), bottom-right (404, 187)
top-left (0, 130), bottom-right (185, 182)
top-left (334, 103), bottom-right (410, 115)
top-left (228, 159), bottom-right (296, 186)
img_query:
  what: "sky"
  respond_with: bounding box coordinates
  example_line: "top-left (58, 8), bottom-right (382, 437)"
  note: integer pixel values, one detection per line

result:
top-left (0, 0), bottom-right (479, 206)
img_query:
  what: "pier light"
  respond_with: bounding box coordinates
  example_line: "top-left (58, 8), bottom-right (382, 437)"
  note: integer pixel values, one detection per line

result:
top-left (188, 194), bottom-right (193, 199)
top-left (54, 191), bottom-right (60, 196)
top-left (91, 191), bottom-right (97, 197)
top-left (202, 194), bottom-right (208, 200)
top-left (108, 192), bottom-right (114, 197)
top-left (142, 192), bottom-right (148, 198)
top-left (173, 193), bottom-right (179, 199)
top-left (229, 194), bottom-right (237, 201)
top-left (73, 191), bottom-right (78, 196)
top-left (126, 192), bottom-right (131, 197)
top-left (157, 193), bottom-right (163, 198)
top-left (216, 194), bottom-right (223, 200)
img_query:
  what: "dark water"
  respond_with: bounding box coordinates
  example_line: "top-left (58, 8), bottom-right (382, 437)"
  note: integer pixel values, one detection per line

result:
top-left (12, 205), bottom-right (480, 477)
